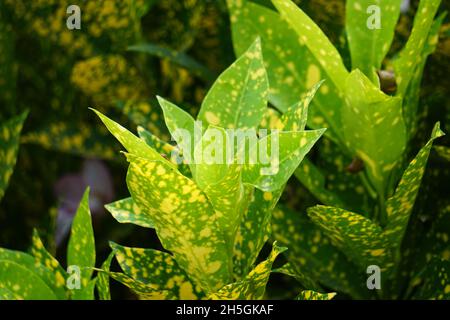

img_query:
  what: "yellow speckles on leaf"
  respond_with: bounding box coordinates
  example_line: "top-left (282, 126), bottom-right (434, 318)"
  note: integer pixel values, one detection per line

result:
top-left (204, 112), bottom-right (220, 126)
top-left (306, 65), bottom-right (321, 88)
top-left (263, 192), bottom-right (273, 201)
top-left (370, 249), bottom-right (385, 257)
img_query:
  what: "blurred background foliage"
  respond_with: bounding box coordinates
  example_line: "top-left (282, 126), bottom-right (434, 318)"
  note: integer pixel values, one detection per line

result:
top-left (0, 0), bottom-right (448, 299)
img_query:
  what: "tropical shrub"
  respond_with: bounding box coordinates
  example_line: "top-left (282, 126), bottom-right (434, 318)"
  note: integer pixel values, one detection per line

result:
top-left (92, 39), bottom-right (328, 299)
top-left (228, 0), bottom-right (448, 299)
top-left (0, 0), bottom-right (449, 301)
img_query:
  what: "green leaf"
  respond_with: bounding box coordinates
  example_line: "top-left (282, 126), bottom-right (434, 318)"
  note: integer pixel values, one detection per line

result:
top-left (0, 248), bottom-right (66, 299)
top-left (272, 207), bottom-right (369, 298)
top-left (271, 0), bottom-right (349, 91)
top-left (71, 279), bottom-right (96, 300)
top-left (209, 242), bottom-right (286, 300)
top-left (384, 123), bottom-right (445, 250)
top-left (294, 159), bottom-right (345, 208)
top-left (137, 126), bottom-right (191, 176)
top-left (128, 43), bottom-right (215, 82)
top-left (0, 287), bottom-right (22, 300)
top-left (157, 96), bottom-right (200, 171)
top-left (342, 69), bottom-right (406, 194)
top-left (107, 271), bottom-right (172, 300)
top-left (307, 205), bottom-right (395, 273)
top-left (30, 230), bottom-right (67, 296)
top-left (296, 290), bottom-right (336, 300)
top-left (110, 242), bottom-right (204, 299)
top-left (279, 80), bottom-right (324, 132)
top-left (413, 258), bottom-right (450, 300)
top-left (401, 12), bottom-right (446, 137)
top-left (273, 263), bottom-right (319, 291)
top-left (91, 109), bottom-right (173, 166)
top-left (67, 188), bottom-right (96, 298)
top-left (97, 252), bottom-right (114, 300)
top-left (0, 260), bottom-right (57, 300)
top-left (394, 0), bottom-right (442, 96)
top-left (227, 0), bottom-right (345, 142)
top-left (193, 126), bottom-right (249, 246)
top-left (105, 197), bottom-right (155, 229)
top-left (125, 154), bottom-right (231, 292)
top-left (0, 111), bottom-right (28, 201)
top-left (198, 37), bottom-right (269, 131)
top-left (233, 187), bottom-right (283, 277)
top-left (346, 0), bottom-right (402, 81)
top-left (243, 129), bottom-right (326, 192)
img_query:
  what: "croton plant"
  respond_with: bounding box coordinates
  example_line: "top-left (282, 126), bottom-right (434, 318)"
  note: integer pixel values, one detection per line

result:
top-left (0, 0), bottom-right (449, 300)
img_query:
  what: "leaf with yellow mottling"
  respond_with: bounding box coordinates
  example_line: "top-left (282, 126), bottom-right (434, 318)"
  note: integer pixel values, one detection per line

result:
top-left (91, 109), bottom-right (174, 167)
top-left (67, 188), bottom-right (96, 300)
top-left (30, 229), bottom-right (68, 297)
top-left (394, 0), bottom-right (442, 96)
top-left (0, 248), bottom-right (66, 299)
top-left (384, 123), bottom-right (445, 251)
top-left (243, 129), bottom-right (326, 192)
top-left (198, 37), bottom-right (268, 131)
top-left (413, 257), bottom-right (450, 300)
top-left (272, 206), bottom-right (369, 298)
top-left (110, 242), bottom-right (204, 299)
top-left (0, 260), bottom-right (57, 300)
top-left (210, 242), bottom-right (286, 300)
top-left (307, 205), bottom-right (395, 273)
top-left (125, 154), bottom-right (231, 293)
top-left (296, 290), bottom-right (336, 300)
top-left (272, 0), bottom-right (349, 92)
top-left (97, 252), bottom-right (114, 300)
top-left (346, 0), bottom-right (402, 82)
top-left (105, 197), bottom-right (155, 229)
top-left (227, 0), bottom-right (345, 142)
top-left (342, 70), bottom-right (406, 194)
top-left (0, 111), bottom-right (27, 201)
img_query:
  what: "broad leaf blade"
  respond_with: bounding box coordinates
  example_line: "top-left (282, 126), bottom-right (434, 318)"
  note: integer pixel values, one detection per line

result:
top-left (384, 123), bottom-right (445, 250)
top-left (346, 0), bottom-right (402, 80)
top-left (125, 154), bottom-right (231, 292)
top-left (105, 197), bottom-right (155, 229)
top-left (198, 38), bottom-right (268, 131)
top-left (111, 242), bottom-right (204, 299)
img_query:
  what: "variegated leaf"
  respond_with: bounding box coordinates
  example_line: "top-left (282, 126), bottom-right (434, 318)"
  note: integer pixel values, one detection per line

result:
top-left (210, 242), bottom-right (286, 300)
top-left (272, 207), bottom-right (369, 298)
top-left (0, 111), bottom-right (27, 201)
top-left (307, 206), bottom-right (395, 273)
top-left (0, 260), bottom-right (57, 300)
top-left (110, 242), bottom-right (204, 299)
top-left (105, 197), bottom-right (155, 229)
top-left (97, 252), bottom-right (114, 300)
top-left (198, 37), bottom-right (268, 131)
top-left (125, 154), bottom-right (231, 293)
top-left (296, 290), bottom-right (336, 300)
top-left (384, 123), bottom-right (445, 250)
top-left (346, 0), bottom-right (402, 81)
top-left (67, 188), bottom-right (96, 300)
top-left (394, 0), bottom-right (442, 96)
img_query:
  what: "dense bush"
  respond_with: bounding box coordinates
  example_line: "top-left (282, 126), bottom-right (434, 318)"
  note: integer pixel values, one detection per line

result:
top-left (0, 0), bottom-right (449, 300)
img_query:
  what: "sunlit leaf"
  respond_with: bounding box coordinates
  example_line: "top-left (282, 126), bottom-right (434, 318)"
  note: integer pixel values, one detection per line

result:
top-left (105, 197), bottom-right (155, 229)
top-left (384, 123), bottom-right (445, 251)
top-left (296, 290), bottom-right (336, 300)
top-left (67, 188), bottom-right (96, 299)
top-left (209, 242), bottom-right (286, 300)
top-left (198, 37), bottom-right (268, 131)
top-left (97, 252), bottom-right (114, 300)
top-left (111, 242), bottom-right (204, 299)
